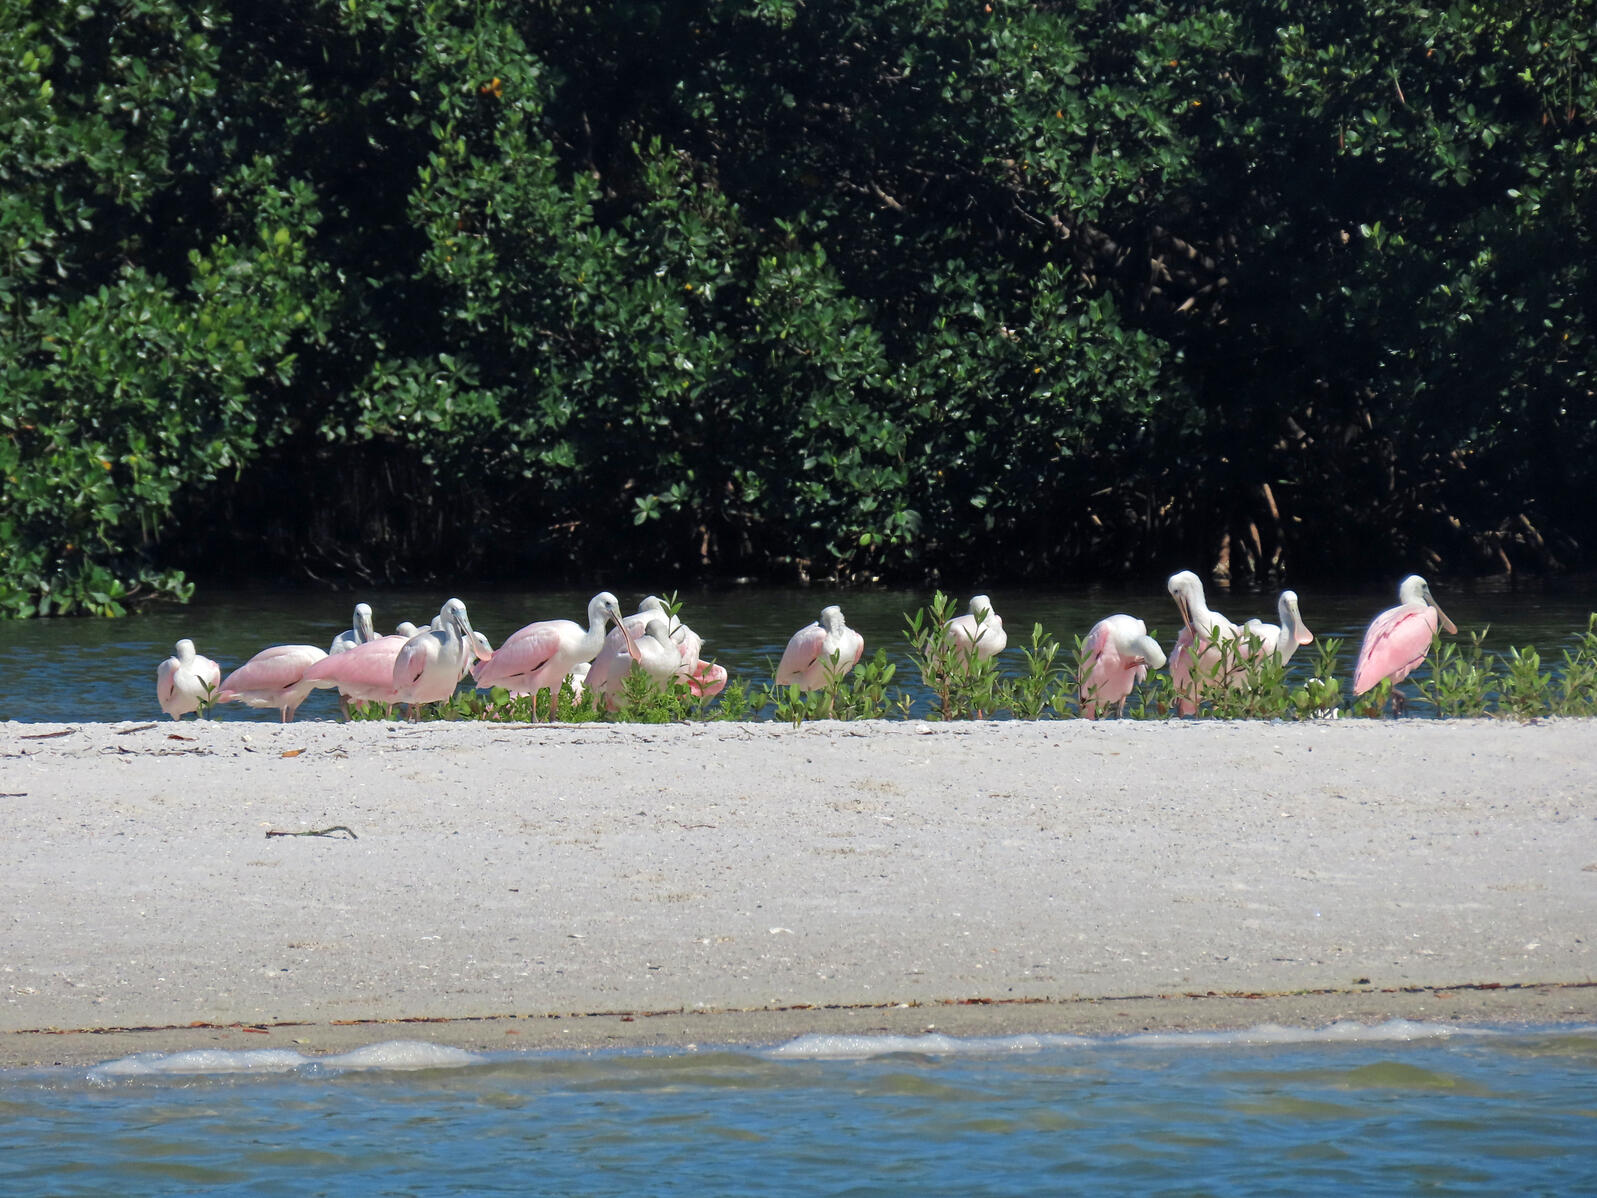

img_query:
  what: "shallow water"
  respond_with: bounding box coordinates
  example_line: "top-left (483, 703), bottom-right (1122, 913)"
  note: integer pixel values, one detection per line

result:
top-left (1, 579), bottom-right (1593, 723)
top-left (3, 1025), bottom-right (1594, 1195)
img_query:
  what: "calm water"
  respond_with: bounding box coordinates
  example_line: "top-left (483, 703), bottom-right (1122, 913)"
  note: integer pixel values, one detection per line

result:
top-left (2, 580), bottom-right (1595, 723)
top-left (2, 1026), bottom-right (1594, 1195)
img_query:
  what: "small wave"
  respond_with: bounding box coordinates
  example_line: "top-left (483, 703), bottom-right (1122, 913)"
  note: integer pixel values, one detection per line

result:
top-left (1118, 1020), bottom-right (1503, 1048)
top-left (768, 1032), bottom-right (1093, 1059)
top-left (89, 1039), bottom-right (482, 1080)
top-left (767, 1020), bottom-right (1515, 1059)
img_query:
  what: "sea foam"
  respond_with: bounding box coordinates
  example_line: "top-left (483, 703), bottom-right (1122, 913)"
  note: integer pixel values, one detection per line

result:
top-left (766, 1020), bottom-right (1503, 1060)
top-left (89, 1039), bottom-right (482, 1079)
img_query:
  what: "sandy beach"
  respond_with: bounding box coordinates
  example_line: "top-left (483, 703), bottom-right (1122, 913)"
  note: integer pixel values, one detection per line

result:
top-left (3, 718), bottom-right (1594, 1067)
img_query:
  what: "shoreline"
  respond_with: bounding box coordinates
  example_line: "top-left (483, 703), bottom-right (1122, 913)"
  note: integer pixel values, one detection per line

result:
top-left (9, 984), bottom-right (1596, 1070)
top-left (4, 719), bottom-right (1595, 1068)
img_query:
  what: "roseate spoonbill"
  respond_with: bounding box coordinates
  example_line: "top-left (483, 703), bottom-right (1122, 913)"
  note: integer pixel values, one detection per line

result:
top-left (302, 634), bottom-right (412, 715)
top-left (393, 598), bottom-right (484, 716)
top-left (330, 603), bottom-right (376, 655)
top-left (776, 605), bottom-right (865, 691)
top-left (1242, 590), bottom-right (1314, 666)
top-left (472, 591), bottom-right (628, 717)
top-left (944, 595), bottom-right (1008, 661)
top-left (687, 661), bottom-right (728, 699)
top-left (1078, 616), bottom-right (1166, 719)
top-left (625, 596), bottom-right (707, 671)
top-left (585, 617), bottom-right (683, 709)
top-left (394, 622), bottom-right (420, 638)
top-left (1353, 575), bottom-right (1458, 696)
top-left (463, 630), bottom-right (493, 681)
top-left (156, 639), bottom-right (221, 720)
top-left (1167, 570), bottom-right (1243, 715)
top-left (217, 644), bottom-right (329, 722)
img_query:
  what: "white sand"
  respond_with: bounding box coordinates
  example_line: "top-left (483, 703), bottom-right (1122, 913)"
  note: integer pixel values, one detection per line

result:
top-left (3, 718), bottom-right (1594, 1064)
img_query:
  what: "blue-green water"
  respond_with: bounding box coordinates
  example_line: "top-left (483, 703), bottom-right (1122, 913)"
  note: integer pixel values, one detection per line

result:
top-left (3, 1026), bottom-right (1594, 1195)
top-left (2, 579), bottom-right (1594, 723)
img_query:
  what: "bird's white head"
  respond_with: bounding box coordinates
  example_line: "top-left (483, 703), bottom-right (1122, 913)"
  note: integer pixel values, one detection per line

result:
top-left (1132, 630), bottom-right (1167, 670)
top-left (440, 597), bottom-right (476, 643)
top-left (819, 605), bottom-right (846, 633)
top-left (1279, 590), bottom-right (1314, 646)
top-left (174, 639), bottom-right (197, 661)
top-left (1399, 575), bottom-right (1457, 634)
top-left (590, 591), bottom-right (624, 627)
top-left (1167, 571), bottom-right (1205, 631)
top-left (969, 594), bottom-right (997, 623)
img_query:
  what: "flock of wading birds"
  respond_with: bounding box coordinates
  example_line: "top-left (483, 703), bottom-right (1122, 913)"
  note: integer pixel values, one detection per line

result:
top-left (154, 572), bottom-right (1457, 723)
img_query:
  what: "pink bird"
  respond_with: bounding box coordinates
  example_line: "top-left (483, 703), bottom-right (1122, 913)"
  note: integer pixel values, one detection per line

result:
top-left (217, 644), bottom-right (329, 722)
top-left (775, 605), bottom-right (865, 691)
top-left (1167, 570), bottom-right (1243, 715)
top-left (686, 661), bottom-right (728, 700)
top-left (472, 591), bottom-right (627, 717)
top-left (301, 634), bottom-right (410, 710)
top-left (393, 598), bottom-right (484, 716)
top-left (1078, 615), bottom-right (1166, 719)
top-left (156, 639), bottom-right (221, 720)
top-left (1242, 590), bottom-right (1314, 666)
top-left (1353, 575), bottom-right (1458, 696)
top-left (943, 594), bottom-right (1008, 661)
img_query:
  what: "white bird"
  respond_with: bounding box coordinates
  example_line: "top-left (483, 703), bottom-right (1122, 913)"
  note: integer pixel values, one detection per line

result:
top-left (585, 617), bottom-right (685, 709)
top-left (1243, 590), bottom-right (1314, 666)
top-left (625, 596), bottom-right (706, 674)
top-left (330, 603), bottom-right (376, 656)
top-left (472, 592), bottom-right (629, 717)
top-left (776, 606), bottom-right (865, 691)
top-left (156, 639), bottom-right (221, 720)
top-left (943, 594), bottom-right (1007, 661)
top-left (1167, 570), bottom-right (1243, 715)
top-left (393, 598), bottom-right (484, 716)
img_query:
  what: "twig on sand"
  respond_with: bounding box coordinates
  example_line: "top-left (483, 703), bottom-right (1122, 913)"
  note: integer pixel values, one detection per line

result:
top-left (266, 825), bottom-right (358, 839)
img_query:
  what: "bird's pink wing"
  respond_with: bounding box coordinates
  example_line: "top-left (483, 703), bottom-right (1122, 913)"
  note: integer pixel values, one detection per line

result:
top-left (1354, 606), bottom-right (1437, 694)
top-left (775, 624), bottom-right (826, 686)
top-left (1077, 621), bottom-right (1114, 716)
top-left (845, 630), bottom-right (865, 668)
top-left (220, 646), bottom-right (325, 699)
top-left (473, 623), bottom-right (561, 688)
top-left (157, 660), bottom-right (180, 711)
top-left (302, 637), bottom-right (405, 700)
top-left (688, 662), bottom-right (727, 699)
top-left (392, 636), bottom-right (435, 691)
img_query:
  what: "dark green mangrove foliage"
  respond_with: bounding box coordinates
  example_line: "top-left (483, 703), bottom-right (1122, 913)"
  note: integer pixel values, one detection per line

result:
top-left (1005, 624), bottom-right (1069, 721)
top-left (1557, 618), bottom-right (1597, 716)
top-left (5, 1), bottom-right (1596, 615)
top-left (1419, 630), bottom-right (1496, 718)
